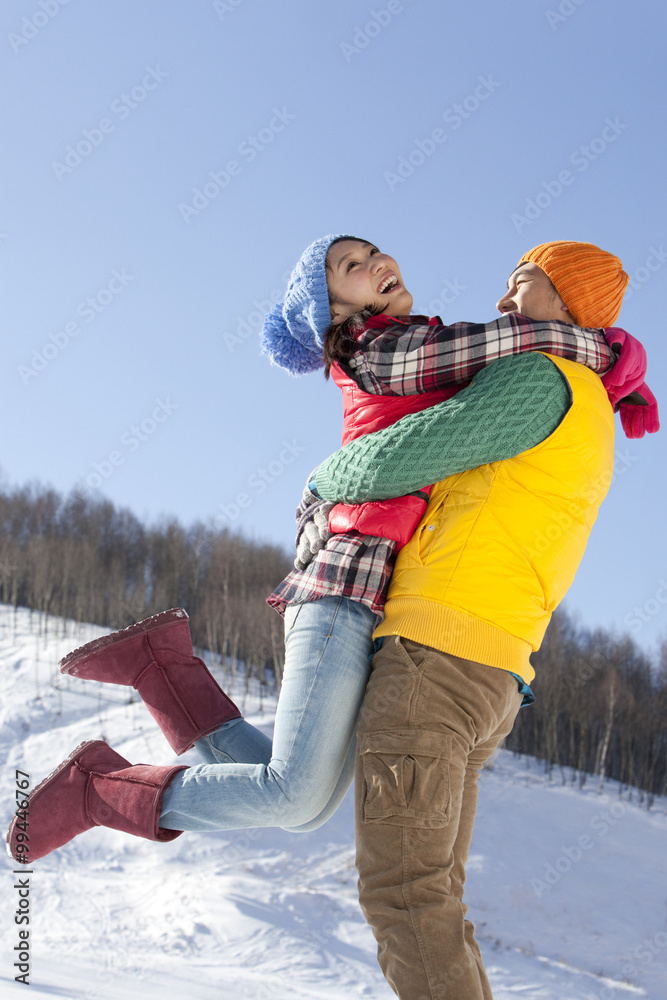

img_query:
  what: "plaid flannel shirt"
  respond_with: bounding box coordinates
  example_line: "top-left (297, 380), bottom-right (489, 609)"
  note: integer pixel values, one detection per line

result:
top-left (267, 313), bottom-right (615, 619)
top-left (266, 483), bottom-right (396, 620)
top-left (345, 311), bottom-right (614, 393)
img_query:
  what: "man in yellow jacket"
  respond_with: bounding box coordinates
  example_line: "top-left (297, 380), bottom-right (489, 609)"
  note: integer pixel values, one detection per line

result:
top-left (313, 242), bottom-right (640, 999)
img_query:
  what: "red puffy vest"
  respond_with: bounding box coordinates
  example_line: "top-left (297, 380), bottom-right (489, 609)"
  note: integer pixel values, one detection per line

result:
top-left (328, 362), bottom-right (457, 547)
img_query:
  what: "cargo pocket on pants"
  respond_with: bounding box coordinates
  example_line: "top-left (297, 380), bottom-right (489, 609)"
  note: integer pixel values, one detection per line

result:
top-left (359, 729), bottom-right (451, 828)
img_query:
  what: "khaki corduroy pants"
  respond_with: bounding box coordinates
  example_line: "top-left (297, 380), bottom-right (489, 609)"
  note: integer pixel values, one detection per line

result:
top-left (355, 636), bottom-right (523, 1000)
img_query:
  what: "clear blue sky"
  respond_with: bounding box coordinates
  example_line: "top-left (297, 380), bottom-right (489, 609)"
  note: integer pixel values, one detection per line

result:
top-left (2, 0), bottom-right (666, 653)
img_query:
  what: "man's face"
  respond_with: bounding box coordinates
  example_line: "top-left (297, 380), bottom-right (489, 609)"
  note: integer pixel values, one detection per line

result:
top-left (496, 262), bottom-right (574, 322)
top-left (326, 240), bottom-right (414, 324)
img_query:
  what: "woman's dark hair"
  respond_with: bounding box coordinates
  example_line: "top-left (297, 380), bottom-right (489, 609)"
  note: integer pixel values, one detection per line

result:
top-left (322, 306), bottom-right (383, 378)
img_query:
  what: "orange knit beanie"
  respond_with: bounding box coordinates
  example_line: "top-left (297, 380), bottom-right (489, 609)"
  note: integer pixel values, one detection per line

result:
top-left (519, 241), bottom-right (628, 328)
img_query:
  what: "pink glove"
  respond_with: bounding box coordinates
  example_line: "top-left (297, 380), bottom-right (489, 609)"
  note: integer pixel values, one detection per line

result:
top-left (601, 327), bottom-right (647, 409)
top-left (619, 382), bottom-right (660, 439)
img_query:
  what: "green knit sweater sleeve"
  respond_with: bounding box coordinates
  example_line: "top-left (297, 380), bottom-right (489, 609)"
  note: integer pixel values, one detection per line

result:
top-left (314, 353), bottom-right (571, 502)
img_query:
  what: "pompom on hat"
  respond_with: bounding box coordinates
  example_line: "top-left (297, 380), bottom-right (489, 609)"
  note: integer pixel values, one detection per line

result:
top-left (260, 234), bottom-right (356, 376)
top-left (519, 241), bottom-right (629, 328)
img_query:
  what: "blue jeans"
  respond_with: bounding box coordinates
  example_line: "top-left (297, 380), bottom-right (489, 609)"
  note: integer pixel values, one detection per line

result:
top-left (159, 596), bottom-right (376, 833)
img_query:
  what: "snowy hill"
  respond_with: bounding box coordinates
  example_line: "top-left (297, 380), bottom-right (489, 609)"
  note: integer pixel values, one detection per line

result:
top-left (1, 604), bottom-right (666, 1000)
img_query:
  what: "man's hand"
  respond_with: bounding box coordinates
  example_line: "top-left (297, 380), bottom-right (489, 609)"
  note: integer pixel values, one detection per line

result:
top-left (601, 328), bottom-right (647, 408)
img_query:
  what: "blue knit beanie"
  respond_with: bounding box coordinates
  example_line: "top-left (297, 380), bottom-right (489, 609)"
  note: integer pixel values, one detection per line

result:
top-left (260, 234), bottom-right (356, 376)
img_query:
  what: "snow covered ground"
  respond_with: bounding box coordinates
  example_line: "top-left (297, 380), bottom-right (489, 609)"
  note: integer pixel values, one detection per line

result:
top-left (1, 604), bottom-right (665, 1000)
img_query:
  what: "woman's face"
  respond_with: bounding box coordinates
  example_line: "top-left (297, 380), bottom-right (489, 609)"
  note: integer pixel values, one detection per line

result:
top-left (326, 240), bottom-right (413, 324)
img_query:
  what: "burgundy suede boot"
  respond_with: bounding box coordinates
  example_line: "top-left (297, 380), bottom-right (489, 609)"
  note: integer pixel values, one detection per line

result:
top-left (6, 740), bottom-right (187, 863)
top-left (59, 609), bottom-right (241, 755)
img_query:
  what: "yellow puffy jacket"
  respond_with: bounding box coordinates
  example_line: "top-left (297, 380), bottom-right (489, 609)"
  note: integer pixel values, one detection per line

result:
top-left (374, 354), bottom-right (615, 684)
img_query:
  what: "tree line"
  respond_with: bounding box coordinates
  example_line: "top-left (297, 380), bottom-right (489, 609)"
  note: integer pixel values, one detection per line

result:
top-left (507, 609), bottom-right (667, 804)
top-left (0, 480), bottom-right (291, 684)
top-left (0, 478), bottom-right (664, 802)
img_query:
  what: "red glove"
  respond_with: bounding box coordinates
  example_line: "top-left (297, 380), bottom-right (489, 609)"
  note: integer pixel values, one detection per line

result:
top-left (601, 327), bottom-right (647, 409)
top-left (619, 382), bottom-right (660, 439)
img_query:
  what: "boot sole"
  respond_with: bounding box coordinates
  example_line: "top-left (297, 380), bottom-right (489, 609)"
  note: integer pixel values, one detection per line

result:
top-left (60, 608), bottom-right (189, 676)
top-left (6, 740), bottom-right (104, 862)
